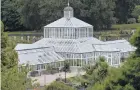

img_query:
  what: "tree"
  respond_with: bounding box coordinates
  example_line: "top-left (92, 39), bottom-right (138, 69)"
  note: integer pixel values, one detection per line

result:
top-left (90, 57), bottom-right (140, 90)
top-left (81, 0), bottom-right (115, 30)
top-left (63, 61), bottom-right (70, 83)
top-left (1, 0), bottom-right (22, 31)
top-left (16, 0), bottom-right (116, 31)
top-left (20, 0), bottom-right (41, 30)
top-left (45, 81), bottom-right (75, 90)
top-left (90, 28), bottom-right (140, 90)
top-left (132, 5), bottom-right (140, 22)
top-left (78, 57), bottom-right (109, 90)
top-left (130, 27), bottom-right (140, 57)
top-left (114, 0), bottom-right (138, 24)
top-left (2, 0), bottom-right (139, 31)
top-left (1, 21), bottom-right (17, 69)
top-left (1, 21), bottom-right (32, 90)
top-left (39, 0), bottom-right (65, 26)
top-left (132, 5), bottom-right (140, 18)
top-left (2, 66), bottom-right (32, 90)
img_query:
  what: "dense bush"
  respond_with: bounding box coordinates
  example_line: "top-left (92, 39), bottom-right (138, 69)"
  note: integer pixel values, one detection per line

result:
top-left (111, 17), bottom-right (118, 24)
top-left (30, 71), bottom-right (40, 77)
top-left (127, 18), bottom-right (136, 24)
top-left (132, 5), bottom-right (140, 22)
top-left (138, 16), bottom-right (140, 23)
top-left (45, 81), bottom-right (75, 90)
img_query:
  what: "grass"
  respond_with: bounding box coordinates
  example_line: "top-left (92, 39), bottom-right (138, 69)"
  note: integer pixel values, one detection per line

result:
top-left (94, 23), bottom-right (140, 36)
top-left (112, 23), bottom-right (140, 29)
top-left (6, 31), bottom-right (43, 34)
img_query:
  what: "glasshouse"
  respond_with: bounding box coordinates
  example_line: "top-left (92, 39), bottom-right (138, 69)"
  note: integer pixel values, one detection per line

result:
top-left (44, 4), bottom-right (93, 39)
top-left (15, 4), bottom-right (136, 71)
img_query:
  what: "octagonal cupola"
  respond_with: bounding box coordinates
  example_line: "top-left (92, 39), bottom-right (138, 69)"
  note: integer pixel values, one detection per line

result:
top-left (64, 2), bottom-right (74, 19)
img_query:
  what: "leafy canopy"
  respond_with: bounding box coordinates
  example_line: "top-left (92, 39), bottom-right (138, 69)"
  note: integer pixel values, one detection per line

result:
top-left (130, 27), bottom-right (140, 57)
top-left (1, 21), bottom-right (32, 90)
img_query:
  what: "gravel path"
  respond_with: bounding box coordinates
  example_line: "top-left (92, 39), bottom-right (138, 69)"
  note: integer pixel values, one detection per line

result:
top-left (31, 71), bottom-right (86, 86)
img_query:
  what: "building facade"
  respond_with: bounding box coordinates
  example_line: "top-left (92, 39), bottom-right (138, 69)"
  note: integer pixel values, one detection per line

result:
top-left (15, 5), bottom-right (136, 71)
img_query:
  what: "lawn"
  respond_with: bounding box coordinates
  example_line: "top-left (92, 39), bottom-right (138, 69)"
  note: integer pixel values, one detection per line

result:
top-left (6, 31), bottom-right (43, 34)
top-left (94, 23), bottom-right (140, 36)
top-left (112, 23), bottom-right (140, 29)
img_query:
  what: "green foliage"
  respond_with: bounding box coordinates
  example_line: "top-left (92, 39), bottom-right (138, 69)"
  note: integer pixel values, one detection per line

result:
top-left (138, 16), bottom-right (140, 23)
top-left (1, 21), bottom-right (4, 31)
top-left (1, 0), bottom-right (22, 30)
top-left (1, 31), bottom-right (8, 49)
top-left (1, 48), bottom-right (18, 69)
top-left (132, 5), bottom-right (140, 20)
top-left (78, 57), bottom-right (109, 89)
top-left (63, 61), bottom-right (70, 72)
top-left (83, 0), bottom-right (115, 30)
top-left (1, 0), bottom-right (139, 31)
top-left (2, 0), bottom-right (115, 30)
top-left (112, 23), bottom-right (140, 29)
top-left (90, 28), bottom-right (140, 90)
top-left (2, 66), bottom-right (32, 90)
top-left (130, 27), bottom-right (140, 57)
top-left (123, 84), bottom-right (135, 90)
top-left (45, 81), bottom-right (75, 90)
top-left (1, 22), bottom-right (32, 90)
top-left (115, 0), bottom-right (138, 24)
top-left (1, 21), bottom-right (18, 68)
top-left (20, 0), bottom-right (41, 30)
top-left (91, 57), bottom-right (140, 90)
top-left (127, 18), bottom-right (136, 24)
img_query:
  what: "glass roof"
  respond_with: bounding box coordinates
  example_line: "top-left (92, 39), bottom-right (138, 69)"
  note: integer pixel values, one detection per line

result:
top-left (16, 37), bottom-right (136, 66)
top-left (44, 17), bottom-right (92, 28)
top-left (34, 38), bottom-right (95, 53)
top-left (17, 48), bottom-right (64, 65)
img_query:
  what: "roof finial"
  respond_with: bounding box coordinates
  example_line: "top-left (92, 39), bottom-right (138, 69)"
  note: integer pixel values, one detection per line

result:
top-left (68, 0), bottom-right (69, 6)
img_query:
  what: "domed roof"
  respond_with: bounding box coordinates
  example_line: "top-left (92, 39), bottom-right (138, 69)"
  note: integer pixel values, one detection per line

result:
top-left (64, 6), bottom-right (73, 11)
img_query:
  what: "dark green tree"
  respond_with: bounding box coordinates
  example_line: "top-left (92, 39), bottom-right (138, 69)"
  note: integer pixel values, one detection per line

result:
top-left (130, 27), bottom-right (140, 57)
top-left (39, 0), bottom-right (66, 27)
top-left (20, 0), bottom-right (41, 30)
top-left (1, 0), bottom-right (22, 31)
top-left (81, 0), bottom-right (115, 30)
top-left (114, 0), bottom-right (138, 23)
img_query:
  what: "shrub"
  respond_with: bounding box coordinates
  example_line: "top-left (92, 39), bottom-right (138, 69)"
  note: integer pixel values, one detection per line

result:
top-left (127, 18), bottom-right (136, 24)
top-left (30, 71), bottom-right (40, 77)
top-left (111, 17), bottom-right (118, 24)
top-left (138, 16), bottom-right (140, 23)
top-left (1, 21), bottom-right (4, 31)
top-left (45, 81), bottom-right (75, 90)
